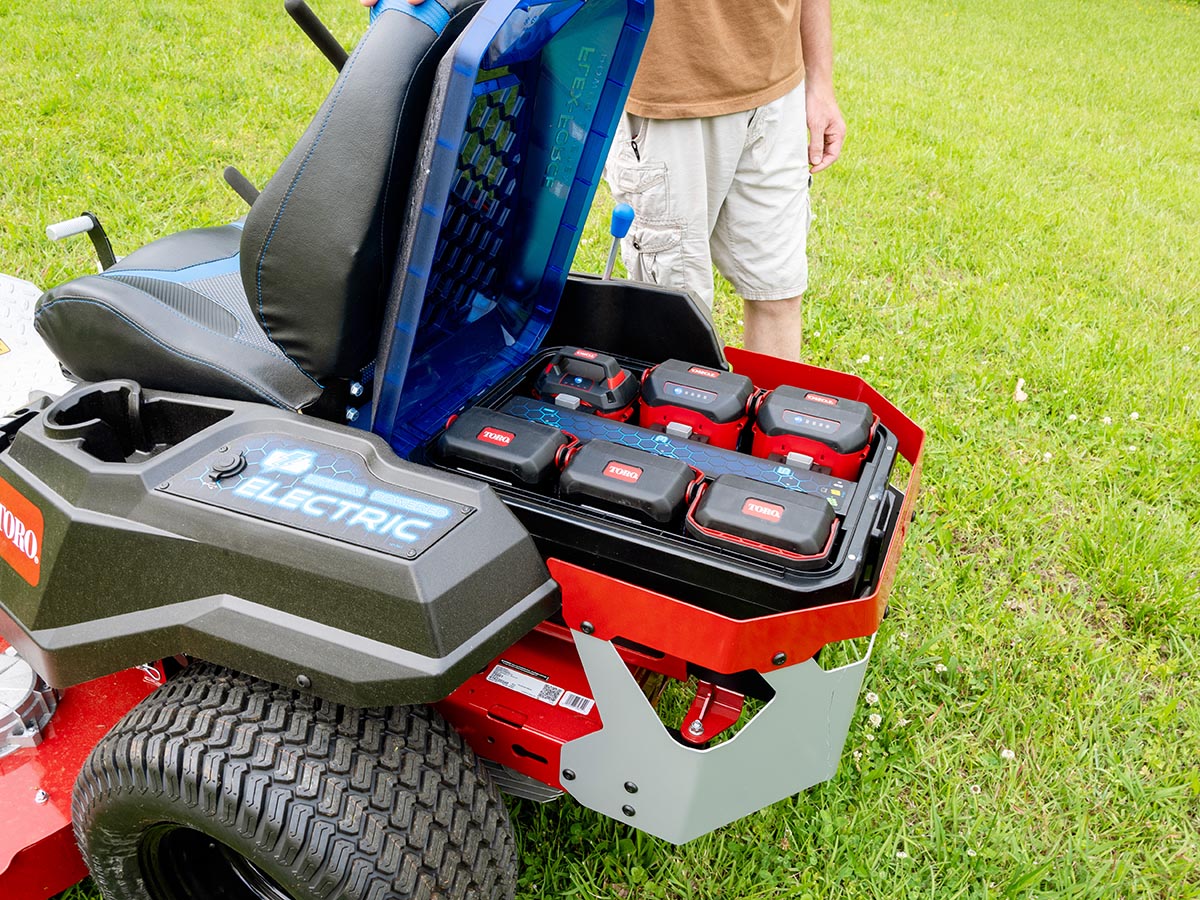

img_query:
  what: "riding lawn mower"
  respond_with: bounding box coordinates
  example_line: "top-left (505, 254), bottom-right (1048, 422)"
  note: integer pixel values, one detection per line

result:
top-left (0, 1), bottom-right (923, 897)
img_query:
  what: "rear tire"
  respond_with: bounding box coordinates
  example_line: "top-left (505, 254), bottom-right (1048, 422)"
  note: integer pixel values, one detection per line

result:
top-left (73, 663), bottom-right (517, 900)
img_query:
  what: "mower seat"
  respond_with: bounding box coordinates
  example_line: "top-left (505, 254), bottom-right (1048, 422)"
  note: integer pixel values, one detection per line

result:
top-left (34, 0), bottom-right (479, 411)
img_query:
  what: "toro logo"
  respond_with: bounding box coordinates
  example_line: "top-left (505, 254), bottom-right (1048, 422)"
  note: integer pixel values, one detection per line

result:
top-left (742, 498), bottom-right (784, 524)
top-left (804, 393), bottom-right (838, 407)
top-left (603, 461), bottom-right (643, 483)
top-left (477, 426), bottom-right (515, 447)
top-left (0, 476), bottom-right (44, 587)
top-left (573, 349), bottom-right (599, 360)
top-left (688, 366), bottom-right (721, 379)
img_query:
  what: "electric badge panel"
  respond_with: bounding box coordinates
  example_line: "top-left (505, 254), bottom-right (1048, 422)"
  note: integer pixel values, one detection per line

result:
top-left (164, 434), bottom-right (473, 559)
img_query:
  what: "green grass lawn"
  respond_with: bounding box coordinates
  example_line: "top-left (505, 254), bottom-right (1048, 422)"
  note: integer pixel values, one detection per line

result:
top-left (4, 0), bottom-right (1199, 897)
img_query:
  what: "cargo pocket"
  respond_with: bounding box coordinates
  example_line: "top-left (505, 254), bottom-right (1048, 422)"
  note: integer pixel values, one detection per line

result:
top-left (623, 219), bottom-right (686, 289)
top-left (607, 117), bottom-right (674, 222)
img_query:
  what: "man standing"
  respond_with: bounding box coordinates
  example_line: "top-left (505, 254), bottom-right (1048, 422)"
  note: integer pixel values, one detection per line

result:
top-left (604, 1), bottom-right (846, 360)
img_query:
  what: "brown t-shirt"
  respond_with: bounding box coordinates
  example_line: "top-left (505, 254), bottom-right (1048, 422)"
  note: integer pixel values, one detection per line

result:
top-left (626, 0), bottom-right (805, 119)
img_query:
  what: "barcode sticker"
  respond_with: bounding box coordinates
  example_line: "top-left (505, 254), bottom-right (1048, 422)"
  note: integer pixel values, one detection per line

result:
top-left (558, 691), bottom-right (596, 715)
top-left (486, 664), bottom-right (565, 706)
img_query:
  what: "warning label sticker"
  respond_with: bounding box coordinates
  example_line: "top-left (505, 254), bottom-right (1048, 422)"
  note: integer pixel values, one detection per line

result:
top-left (484, 664), bottom-right (596, 715)
top-left (487, 664), bottom-right (565, 706)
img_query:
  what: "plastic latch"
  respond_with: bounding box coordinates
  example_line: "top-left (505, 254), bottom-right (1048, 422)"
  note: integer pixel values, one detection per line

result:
top-left (555, 394), bottom-right (582, 411)
top-left (665, 422), bottom-right (694, 440)
top-left (785, 451), bottom-right (815, 470)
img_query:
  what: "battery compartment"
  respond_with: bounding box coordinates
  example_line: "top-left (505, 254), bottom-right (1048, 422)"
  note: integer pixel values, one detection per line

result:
top-left (424, 347), bottom-right (902, 618)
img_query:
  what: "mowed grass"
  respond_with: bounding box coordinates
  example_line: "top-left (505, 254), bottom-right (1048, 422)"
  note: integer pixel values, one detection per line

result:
top-left (2, 0), bottom-right (1198, 897)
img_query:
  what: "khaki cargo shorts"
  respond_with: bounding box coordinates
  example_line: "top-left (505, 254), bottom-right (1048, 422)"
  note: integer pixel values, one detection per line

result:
top-left (604, 80), bottom-right (813, 310)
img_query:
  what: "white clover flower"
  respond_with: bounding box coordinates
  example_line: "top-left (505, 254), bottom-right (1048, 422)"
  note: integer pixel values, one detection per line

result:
top-left (853, 750), bottom-right (862, 760)
top-left (1129, 412), bottom-right (1140, 421)
top-left (935, 662), bottom-right (948, 673)
top-left (865, 691), bottom-right (879, 705)
top-left (857, 354), bottom-right (871, 364)
top-left (1102, 416), bottom-right (1112, 425)
top-left (866, 733), bottom-right (875, 741)
top-left (898, 717), bottom-right (910, 727)
top-left (1183, 345), bottom-right (1191, 353)
top-left (967, 849), bottom-right (977, 858)
top-left (969, 784), bottom-right (982, 795)
top-left (1000, 748), bottom-right (1016, 761)
top-left (896, 850), bottom-right (909, 860)
top-left (1128, 445), bottom-right (1138, 453)
top-left (869, 713), bottom-right (882, 728)
top-left (1067, 414), bottom-right (1077, 422)
top-left (1042, 451), bottom-right (1052, 462)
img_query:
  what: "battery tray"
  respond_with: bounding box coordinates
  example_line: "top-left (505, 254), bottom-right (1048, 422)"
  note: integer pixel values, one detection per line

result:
top-left (425, 347), bottom-right (902, 619)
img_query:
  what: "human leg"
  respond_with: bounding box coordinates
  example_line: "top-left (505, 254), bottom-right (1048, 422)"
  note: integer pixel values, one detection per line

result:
top-left (710, 82), bottom-right (812, 359)
top-left (742, 294), bottom-right (803, 360)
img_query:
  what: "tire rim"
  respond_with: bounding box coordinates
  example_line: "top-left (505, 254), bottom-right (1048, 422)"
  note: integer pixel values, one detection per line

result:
top-left (139, 824), bottom-right (296, 900)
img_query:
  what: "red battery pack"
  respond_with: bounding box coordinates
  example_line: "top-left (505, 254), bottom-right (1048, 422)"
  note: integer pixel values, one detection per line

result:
top-left (534, 347), bottom-right (638, 421)
top-left (638, 359), bottom-right (755, 449)
top-left (751, 386), bottom-right (876, 480)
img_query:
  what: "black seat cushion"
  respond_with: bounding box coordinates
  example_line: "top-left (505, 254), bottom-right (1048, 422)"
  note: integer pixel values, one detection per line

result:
top-left (35, 224), bottom-right (323, 409)
top-left (242, 0), bottom-right (481, 383)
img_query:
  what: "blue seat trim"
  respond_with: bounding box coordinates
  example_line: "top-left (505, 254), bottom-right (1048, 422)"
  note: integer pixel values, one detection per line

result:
top-left (371, 0), bottom-right (450, 33)
top-left (102, 253), bottom-right (241, 285)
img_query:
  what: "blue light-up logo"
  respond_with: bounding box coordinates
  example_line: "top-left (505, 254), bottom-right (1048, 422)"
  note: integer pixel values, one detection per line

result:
top-left (262, 448), bottom-right (318, 476)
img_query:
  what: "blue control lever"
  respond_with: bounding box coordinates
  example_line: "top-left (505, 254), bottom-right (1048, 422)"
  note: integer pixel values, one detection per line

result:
top-left (602, 202), bottom-right (635, 280)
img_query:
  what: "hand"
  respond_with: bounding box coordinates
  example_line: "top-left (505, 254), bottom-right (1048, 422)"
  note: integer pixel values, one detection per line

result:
top-left (805, 86), bottom-right (846, 174)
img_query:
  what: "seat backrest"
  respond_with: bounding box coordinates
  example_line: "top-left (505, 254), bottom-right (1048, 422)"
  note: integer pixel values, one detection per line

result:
top-left (241, 0), bottom-right (481, 387)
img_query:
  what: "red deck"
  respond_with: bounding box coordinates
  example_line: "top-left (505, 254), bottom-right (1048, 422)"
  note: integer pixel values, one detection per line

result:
top-left (0, 644), bottom-right (156, 900)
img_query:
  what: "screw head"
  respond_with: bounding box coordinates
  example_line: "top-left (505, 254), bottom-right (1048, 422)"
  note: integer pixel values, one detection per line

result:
top-left (157, 481), bottom-right (170, 490)
top-left (621, 804), bottom-right (636, 817)
top-left (345, 406), bottom-right (360, 423)
top-left (296, 674), bottom-right (312, 690)
top-left (561, 769), bottom-right (576, 781)
top-left (624, 781), bottom-right (638, 794)
top-left (580, 621), bottom-right (594, 635)
top-left (772, 652), bottom-right (787, 666)
top-left (218, 445), bottom-right (229, 453)
top-left (349, 381), bottom-right (365, 398)
top-left (687, 719), bottom-right (705, 736)
top-left (34, 789), bottom-right (49, 804)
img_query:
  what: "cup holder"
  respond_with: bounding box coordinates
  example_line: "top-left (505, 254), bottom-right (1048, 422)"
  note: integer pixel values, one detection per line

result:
top-left (44, 380), bottom-right (231, 463)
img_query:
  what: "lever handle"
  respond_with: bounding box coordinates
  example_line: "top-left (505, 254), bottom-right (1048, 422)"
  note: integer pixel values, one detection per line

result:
top-left (46, 215), bottom-right (95, 242)
top-left (285, 0), bottom-right (349, 71)
top-left (609, 203), bottom-right (635, 239)
top-left (602, 204), bottom-right (635, 281)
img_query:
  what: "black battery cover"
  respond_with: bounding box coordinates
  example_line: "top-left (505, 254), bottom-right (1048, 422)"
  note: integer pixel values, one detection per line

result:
top-left (438, 408), bottom-right (569, 486)
top-left (559, 440), bottom-right (694, 524)
top-left (687, 474), bottom-right (838, 568)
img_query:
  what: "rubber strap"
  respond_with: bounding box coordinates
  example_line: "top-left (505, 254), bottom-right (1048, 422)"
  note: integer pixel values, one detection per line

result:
top-left (369, 0), bottom-right (450, 33)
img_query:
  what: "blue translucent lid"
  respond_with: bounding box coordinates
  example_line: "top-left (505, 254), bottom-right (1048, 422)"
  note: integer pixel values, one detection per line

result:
top-left (372, 0), bottom-right (651, 457)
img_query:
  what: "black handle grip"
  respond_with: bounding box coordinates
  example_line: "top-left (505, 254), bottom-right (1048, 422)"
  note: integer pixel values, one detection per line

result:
top-left (223, 166), bottom-right (260, 207)
top-left (285, 0), bottom-right (349, 71)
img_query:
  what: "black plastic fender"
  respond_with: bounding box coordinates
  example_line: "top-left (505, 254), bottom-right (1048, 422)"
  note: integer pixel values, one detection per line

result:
top-left (0, 381), bottom-right (557, 707)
